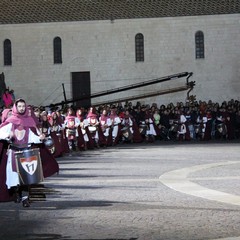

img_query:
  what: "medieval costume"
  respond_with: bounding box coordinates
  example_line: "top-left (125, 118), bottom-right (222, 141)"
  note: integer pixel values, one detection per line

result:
top-left (203, 110), bottom-right (213, 141)
top-left (48, 112), bottom-right (64, 157)
top-left (120, 110), bottom-right (134, 143)
top-left (76, 108), bottom-right (89, 150)
top-left (144, 110), bottom-right (157, 142)
top-left (0, 109), bottom-right (13, 202)
top-left (39, 111), bottom-right (54, 154)
top-left (196, 111), bottom-right (208, 140)
top-left (215, 107), bottom-right (227, 139)
top-left (99, 109), bottom-right (112, 146)
top-left (0, 99), bottom-right (59, 207)
top-left (64, 108), bottom-right (80, 151)
top-left (109, 107), bottom-right (121, 145)
top-left (86, 107), bottom-right (106, 148)
top-left (177, 110), bottom-right (190, 141)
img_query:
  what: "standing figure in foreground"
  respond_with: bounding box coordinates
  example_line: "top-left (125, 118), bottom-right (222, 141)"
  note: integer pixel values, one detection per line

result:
top-left (0, 99), bottom-right (46, 207)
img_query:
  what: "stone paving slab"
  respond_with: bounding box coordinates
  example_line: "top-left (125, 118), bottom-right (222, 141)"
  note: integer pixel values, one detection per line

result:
top-left (0, 142), bottom-right (240, 240)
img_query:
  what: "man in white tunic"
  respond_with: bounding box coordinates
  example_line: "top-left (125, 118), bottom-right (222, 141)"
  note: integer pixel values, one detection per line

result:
top-left (0, 99), bottom-right (45, 207)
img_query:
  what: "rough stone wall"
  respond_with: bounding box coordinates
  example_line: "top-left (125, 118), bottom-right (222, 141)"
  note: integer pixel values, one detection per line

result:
top-left (0, 14), bottom-right (239, 107)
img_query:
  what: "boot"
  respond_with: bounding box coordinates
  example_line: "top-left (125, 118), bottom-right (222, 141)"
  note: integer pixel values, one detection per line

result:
top-left (96, 141), bottom-right (100, 148)
top-left (84, 142), bottom-right (88, 151)
top-left (13, 186), bottom-right (22, 203)
top-left (22, 196), bottom-right (30, 208)
top-left (74, 141), bottom-right (79, 151)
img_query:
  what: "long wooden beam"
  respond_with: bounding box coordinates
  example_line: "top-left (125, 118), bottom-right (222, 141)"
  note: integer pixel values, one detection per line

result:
top-left (44, 72), bottom-right (192, 108)
top-left (92, 85), bottom-right (190, 107)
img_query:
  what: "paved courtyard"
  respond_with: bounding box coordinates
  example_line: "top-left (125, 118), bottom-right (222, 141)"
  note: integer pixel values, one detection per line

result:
top-left (1, 141), bottom-right (240, 240)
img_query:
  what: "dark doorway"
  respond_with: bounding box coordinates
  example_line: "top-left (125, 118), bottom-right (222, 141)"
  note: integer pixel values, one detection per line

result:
top-left (71, 72), bottom-right (91, 109)
top-left (0, 72), bottom-right (6, 107)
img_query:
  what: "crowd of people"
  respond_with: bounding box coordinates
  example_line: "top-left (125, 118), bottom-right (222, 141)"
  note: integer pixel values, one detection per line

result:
top-left (1, 97), bottom-right (238, 158)
top-left (1, 98), bottom-right (240, 155)
top-left (0, 96), bottom-right (240, 207)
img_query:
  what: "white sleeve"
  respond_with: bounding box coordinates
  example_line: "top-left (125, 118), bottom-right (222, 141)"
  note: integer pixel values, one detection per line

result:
top-left (75, 117), bottom-right (80, 127)
top-left (115, 117), bottom-right (121, 124)
top-left (83, 119), bottom-right (89, 128)
top-left (28, 129), bottom-right (42, 144)
top-left (129, 118), bottom-right (133, 126)
top-left (0, 123), bottom-right (13, 140)
top-left (202, 117), bottom-right (208, 123)
top-left (180, 115), bottom-right (187, 123)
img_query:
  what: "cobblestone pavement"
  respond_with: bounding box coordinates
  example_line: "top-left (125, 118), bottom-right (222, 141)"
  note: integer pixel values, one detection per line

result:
top-left (1, 141), bottom-right (240, 240)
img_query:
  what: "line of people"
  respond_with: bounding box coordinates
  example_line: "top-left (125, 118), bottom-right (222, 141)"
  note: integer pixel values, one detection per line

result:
top-left (1, 98), bottom-right (239, 161)
top-left (32, 105), bottom-right (145, 157)
top-left (23, 98), bottom-right (240, 157)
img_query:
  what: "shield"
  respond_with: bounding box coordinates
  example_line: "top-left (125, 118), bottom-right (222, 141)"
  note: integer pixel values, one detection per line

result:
top-left (121, 126), bottom-right (133, 140)
top-left (217, 123), bottom-right (227, 135)
top-left (170, 124), bottom-right (178, 132)
top-left (139, 122), bottom-right (147, 135)
top-left (15, 148), bottom-right (44, 185)
top-left (88, 126), bottom-right (97, 138)
top-left (66, 128), bottom-right (76, 140)
top-left (44, 137), bottom-right (55, 154)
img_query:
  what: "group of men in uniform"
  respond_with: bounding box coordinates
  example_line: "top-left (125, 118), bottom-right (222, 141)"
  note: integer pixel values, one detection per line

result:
top-left (32, 104), bottom-right (148, 156)
top-left (28, 99), bottom-right (238, 158)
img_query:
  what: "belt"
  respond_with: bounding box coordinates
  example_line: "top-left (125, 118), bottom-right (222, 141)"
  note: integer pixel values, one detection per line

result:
top-left (9, 144), bottom-right (32, 151)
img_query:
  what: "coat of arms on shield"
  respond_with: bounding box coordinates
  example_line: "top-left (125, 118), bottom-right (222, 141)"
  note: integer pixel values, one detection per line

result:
top-left (20, 155), bottom-right (38, 175)
top-left (15, 149), bottom-right (44, 185)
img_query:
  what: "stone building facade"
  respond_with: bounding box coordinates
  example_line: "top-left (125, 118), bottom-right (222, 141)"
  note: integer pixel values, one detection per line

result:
top-left (0, 1), bottom-right (239, 107)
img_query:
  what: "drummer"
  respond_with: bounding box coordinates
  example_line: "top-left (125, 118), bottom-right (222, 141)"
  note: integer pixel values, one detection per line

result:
top-left (0, 98), bottom-right (45, 207)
